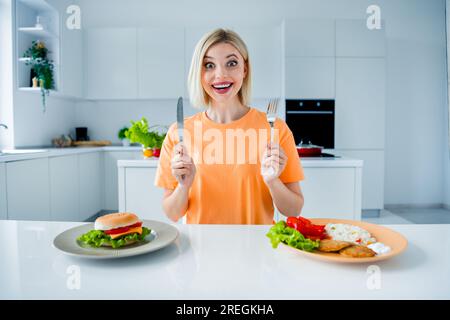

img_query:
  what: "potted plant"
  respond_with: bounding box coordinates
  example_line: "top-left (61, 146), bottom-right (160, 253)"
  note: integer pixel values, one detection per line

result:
top-left (118, 127), bottom-right (130, 146)
top-left (148, 125), bottom-right (167, 158)
top-left (23, 40), bottom-right (55, 112)
top-left (125, 117), bottom-right (156, 158)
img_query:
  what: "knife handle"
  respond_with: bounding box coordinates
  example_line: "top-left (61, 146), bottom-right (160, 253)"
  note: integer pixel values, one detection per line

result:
top-left (179, 143), bottom-right (186, 182)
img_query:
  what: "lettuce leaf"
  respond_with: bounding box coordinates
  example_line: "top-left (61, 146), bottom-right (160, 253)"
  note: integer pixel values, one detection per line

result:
top-left (266, 221), bottom-right (319, 252)
top-left (77, 227), bottom-right (151, 249)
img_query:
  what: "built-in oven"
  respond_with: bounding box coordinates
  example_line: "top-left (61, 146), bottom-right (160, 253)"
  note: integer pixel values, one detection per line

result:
top-left (285, 99), bottom-right (336, 157)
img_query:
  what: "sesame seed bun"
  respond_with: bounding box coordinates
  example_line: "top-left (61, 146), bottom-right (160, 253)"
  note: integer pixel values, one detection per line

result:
top-left (94, 212), bottom-right (140, 231)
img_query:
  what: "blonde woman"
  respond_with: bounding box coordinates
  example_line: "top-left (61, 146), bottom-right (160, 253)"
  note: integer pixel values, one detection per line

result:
top-left (155, 28), bottom-right (305, 224)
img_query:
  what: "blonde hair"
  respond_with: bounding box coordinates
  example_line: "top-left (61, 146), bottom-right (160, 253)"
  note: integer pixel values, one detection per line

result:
top-left (188, 28), bottom-right (252, 109)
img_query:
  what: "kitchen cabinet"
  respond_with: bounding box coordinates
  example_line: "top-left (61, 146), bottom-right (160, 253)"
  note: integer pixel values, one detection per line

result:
top-left (285, 57), bottom-right (335, 99)
top-left (119, 166), bottom-right (169, 222)
top-left (335, 58), bottom-right (386, 149)
top-left (336, 19), bottom-right (386, 57)
top-left (284, 19), bottom-right (335, 57)
top-left (84, 28), bottom-right (138, 99)
top-left (332, 150), bottom-right (384, 212)
top-left (78, 153), bottom-right (102, 221)
top-left (104, 151), bottom-right (142, 210)
top-left (235, 25), bottom-right (282, 99)
top-left (137, 27), bottom-right (184, 99)
top-left (60, 17), bottom-right (82, 98)
top-left (0, 163), bottom-right (7, 219)
top-left (6, 158), bottom-right (50, 221)
top-left (301, 167), bottom-right (362, 220)
top-left (49, 155), bottom-right (80, 221)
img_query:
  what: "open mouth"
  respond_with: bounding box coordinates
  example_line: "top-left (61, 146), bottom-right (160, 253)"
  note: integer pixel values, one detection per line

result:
top-left (211, 82), bottom-right (233, 94)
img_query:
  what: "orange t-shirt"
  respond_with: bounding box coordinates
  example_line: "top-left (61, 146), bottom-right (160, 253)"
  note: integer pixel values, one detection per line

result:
top-left (154, 107), bottom-right (304, 224)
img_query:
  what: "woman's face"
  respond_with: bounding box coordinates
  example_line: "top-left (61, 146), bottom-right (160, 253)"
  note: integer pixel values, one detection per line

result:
top-left (201, 42), bottom-right (247, 105)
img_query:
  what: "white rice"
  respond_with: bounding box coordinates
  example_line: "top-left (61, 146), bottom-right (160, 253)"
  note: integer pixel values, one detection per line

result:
top-left (325, 223), bottom-right (376, 246)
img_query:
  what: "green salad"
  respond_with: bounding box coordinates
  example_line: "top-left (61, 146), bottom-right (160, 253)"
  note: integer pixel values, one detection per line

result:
top-left (266, 221), bottom-right (319, 252)
top-left (77, 227), bottom-right (151, 249)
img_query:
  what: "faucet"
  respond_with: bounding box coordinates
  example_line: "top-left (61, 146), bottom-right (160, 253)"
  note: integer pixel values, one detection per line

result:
top-left (0, 124), bottom-right (7, 129)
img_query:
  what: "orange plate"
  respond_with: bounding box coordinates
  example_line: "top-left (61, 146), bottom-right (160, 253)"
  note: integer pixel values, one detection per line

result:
top-left (280, 218), bottom-right (408, 264)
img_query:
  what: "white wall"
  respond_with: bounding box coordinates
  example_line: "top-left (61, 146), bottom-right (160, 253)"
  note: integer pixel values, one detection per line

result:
top-left (74, 0), bottom-right (449, 207)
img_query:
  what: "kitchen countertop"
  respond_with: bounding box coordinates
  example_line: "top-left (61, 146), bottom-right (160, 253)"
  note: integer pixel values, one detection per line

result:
top-left (118, 156), bottom-right (363, 168)
top-left (0, 146), bottom-right (142, 162)
top-left (1, 220), bottom-right (448, 299)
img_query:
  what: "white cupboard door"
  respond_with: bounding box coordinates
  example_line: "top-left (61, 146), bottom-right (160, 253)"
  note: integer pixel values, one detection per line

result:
top-left (60, 23), bottom-right (82, 97)
top-left (301, 167), bottom-right (360, 220)
top-left (49, 156), bottom-right (80, 221)
top-left (79, 153), bottom-right (102, 221)
top-left (0, 163), bottom-right (7, 219)
top-left (6, 159), bottom-right (50, 221)
top-left (236, 25), bottom-right (282, 99)
top-left (85, 28), bottom-right (137, 99)
top-left (104, 151), bottom-right (137, 210)
top-left (285, 19), bottom-right (335, 57)
top-left (285, 57), bottom-right (335, 99)
top-left (335, 58), bottom-right (386, 149)
top-left (333, 150), bottom-right (384, 210)
top-left (123, 167), bottom-right (169, 222)
top-left (336, 19), bottom-right (386, 57)
top-left (137, 28), bottom-right (184, 99)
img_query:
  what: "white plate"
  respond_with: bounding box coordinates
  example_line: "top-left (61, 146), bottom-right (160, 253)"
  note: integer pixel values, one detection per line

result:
top-left (53, 220), bottom-right (179, 259)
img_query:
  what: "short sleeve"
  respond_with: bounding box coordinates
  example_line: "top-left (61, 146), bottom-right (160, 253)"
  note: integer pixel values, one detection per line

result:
top-left (154, 122), bottom-right (178, 190)
top-left (277, 120), bottom-right (305, 183)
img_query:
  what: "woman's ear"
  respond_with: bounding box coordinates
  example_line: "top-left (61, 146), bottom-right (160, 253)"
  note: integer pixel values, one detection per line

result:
top-left (244, 61), bottom-right (248, 78)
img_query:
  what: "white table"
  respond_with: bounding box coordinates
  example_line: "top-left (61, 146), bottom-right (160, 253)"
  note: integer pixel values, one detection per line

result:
top-left (0, 220), bottom-right (448, 299)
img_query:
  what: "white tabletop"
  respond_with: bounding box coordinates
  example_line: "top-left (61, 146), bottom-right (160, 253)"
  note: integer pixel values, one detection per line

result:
top-left (0, 220), bottom-right (448, 300)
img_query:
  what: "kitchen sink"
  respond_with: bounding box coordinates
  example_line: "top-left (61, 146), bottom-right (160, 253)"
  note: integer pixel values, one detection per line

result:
top-left (0, 149), bottom-right (48, 155)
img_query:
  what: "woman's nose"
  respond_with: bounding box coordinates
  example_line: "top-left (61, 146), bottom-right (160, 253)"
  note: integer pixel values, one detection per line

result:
top-left (214, 65), bottom-right (228, 78)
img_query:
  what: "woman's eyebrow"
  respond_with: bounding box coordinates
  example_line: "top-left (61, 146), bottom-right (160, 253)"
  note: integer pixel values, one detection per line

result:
top-left (204, 53), bottom-right (238, 60)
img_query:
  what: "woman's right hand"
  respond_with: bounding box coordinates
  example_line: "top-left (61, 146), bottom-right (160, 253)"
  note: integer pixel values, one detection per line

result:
top-left (171, 143), bottom-right (196, 188)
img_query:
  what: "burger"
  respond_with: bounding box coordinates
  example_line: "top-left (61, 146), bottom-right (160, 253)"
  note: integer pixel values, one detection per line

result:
top-left (77, 212), bottom-right (151, 248)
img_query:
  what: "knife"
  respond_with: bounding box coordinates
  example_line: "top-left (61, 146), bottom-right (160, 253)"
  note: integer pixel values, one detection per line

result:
top-left (177, 97), bottom-right (184, 144)
top-left (176, 97), bottom-right (185, 181)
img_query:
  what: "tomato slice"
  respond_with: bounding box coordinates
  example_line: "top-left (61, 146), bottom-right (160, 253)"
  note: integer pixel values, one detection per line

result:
top-left (286, 217), bottom-right (298, 230)
top-left (104, 221), bottom-right (142, 235)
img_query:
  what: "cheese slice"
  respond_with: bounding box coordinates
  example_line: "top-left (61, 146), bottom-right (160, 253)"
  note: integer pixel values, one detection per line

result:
top-left (109, 226), bottom-right (143, 239)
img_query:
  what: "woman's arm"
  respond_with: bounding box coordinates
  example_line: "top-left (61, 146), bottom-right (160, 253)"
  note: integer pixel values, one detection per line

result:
top-left (162, 187), bottom-right (189, 222)
top-left (266, 180), bottom-right (304, 217)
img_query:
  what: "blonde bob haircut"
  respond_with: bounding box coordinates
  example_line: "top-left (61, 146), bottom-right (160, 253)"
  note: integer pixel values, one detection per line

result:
top-left (188, 28), bottom-right (252, 109)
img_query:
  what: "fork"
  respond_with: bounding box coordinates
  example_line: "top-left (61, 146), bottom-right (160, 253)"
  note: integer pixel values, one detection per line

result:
top-left (264, 98), bottom-right (279, 176)
top-left (266, 98), bottom-right (279, 146)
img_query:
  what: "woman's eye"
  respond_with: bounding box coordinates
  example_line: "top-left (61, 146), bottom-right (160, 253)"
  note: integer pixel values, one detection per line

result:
top-left (227, 60), bottom-right (238, 67)
top-left (204, 62), bottom-right (214, 69)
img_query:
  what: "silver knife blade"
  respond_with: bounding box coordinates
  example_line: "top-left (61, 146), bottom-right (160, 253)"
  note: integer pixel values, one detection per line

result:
top-left (177, 97), bottom-right (184, 143)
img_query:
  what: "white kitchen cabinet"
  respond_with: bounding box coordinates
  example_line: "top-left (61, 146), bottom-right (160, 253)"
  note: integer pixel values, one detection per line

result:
top-left (0, 163), bottom-right (7, 220)
top-left (49, 155), bottom-right (80, 221)
top-left (284, 19), bottom-right (335, 57)
top-left (336, 19), bottom-right (386, 57)
top-left (235, 25), bottom-right (282, 99)
top-left (335, 58), bottom-right (386, 149)
top-left (59, 14), bottom-right (82, 97)
top-left (78, 153), bottom-right (102, 221)
top-left (119, 166), bottom-right (169, 222)
top-left (332, 150), bottom-right (384, 211)
top-left (84, 28), bottom-right (137, 99)
top-left (285, 57), bottom-right (335, 99)
top-left (137, 27), bottom-right (184, 99)
top-left (6, 158), bottom-right (50, 221)
top-left (301, 167), bottom-right (362, 220)
top-left (104, 151), bottom-right (141, 210)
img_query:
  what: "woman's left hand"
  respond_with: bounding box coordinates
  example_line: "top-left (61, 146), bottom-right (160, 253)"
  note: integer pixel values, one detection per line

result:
top-left (260, 143), bottom-right (287, 184)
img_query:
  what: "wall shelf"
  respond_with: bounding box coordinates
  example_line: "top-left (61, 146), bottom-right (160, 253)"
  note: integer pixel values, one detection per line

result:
top-left (18, 26), bottom-right (57, 38)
